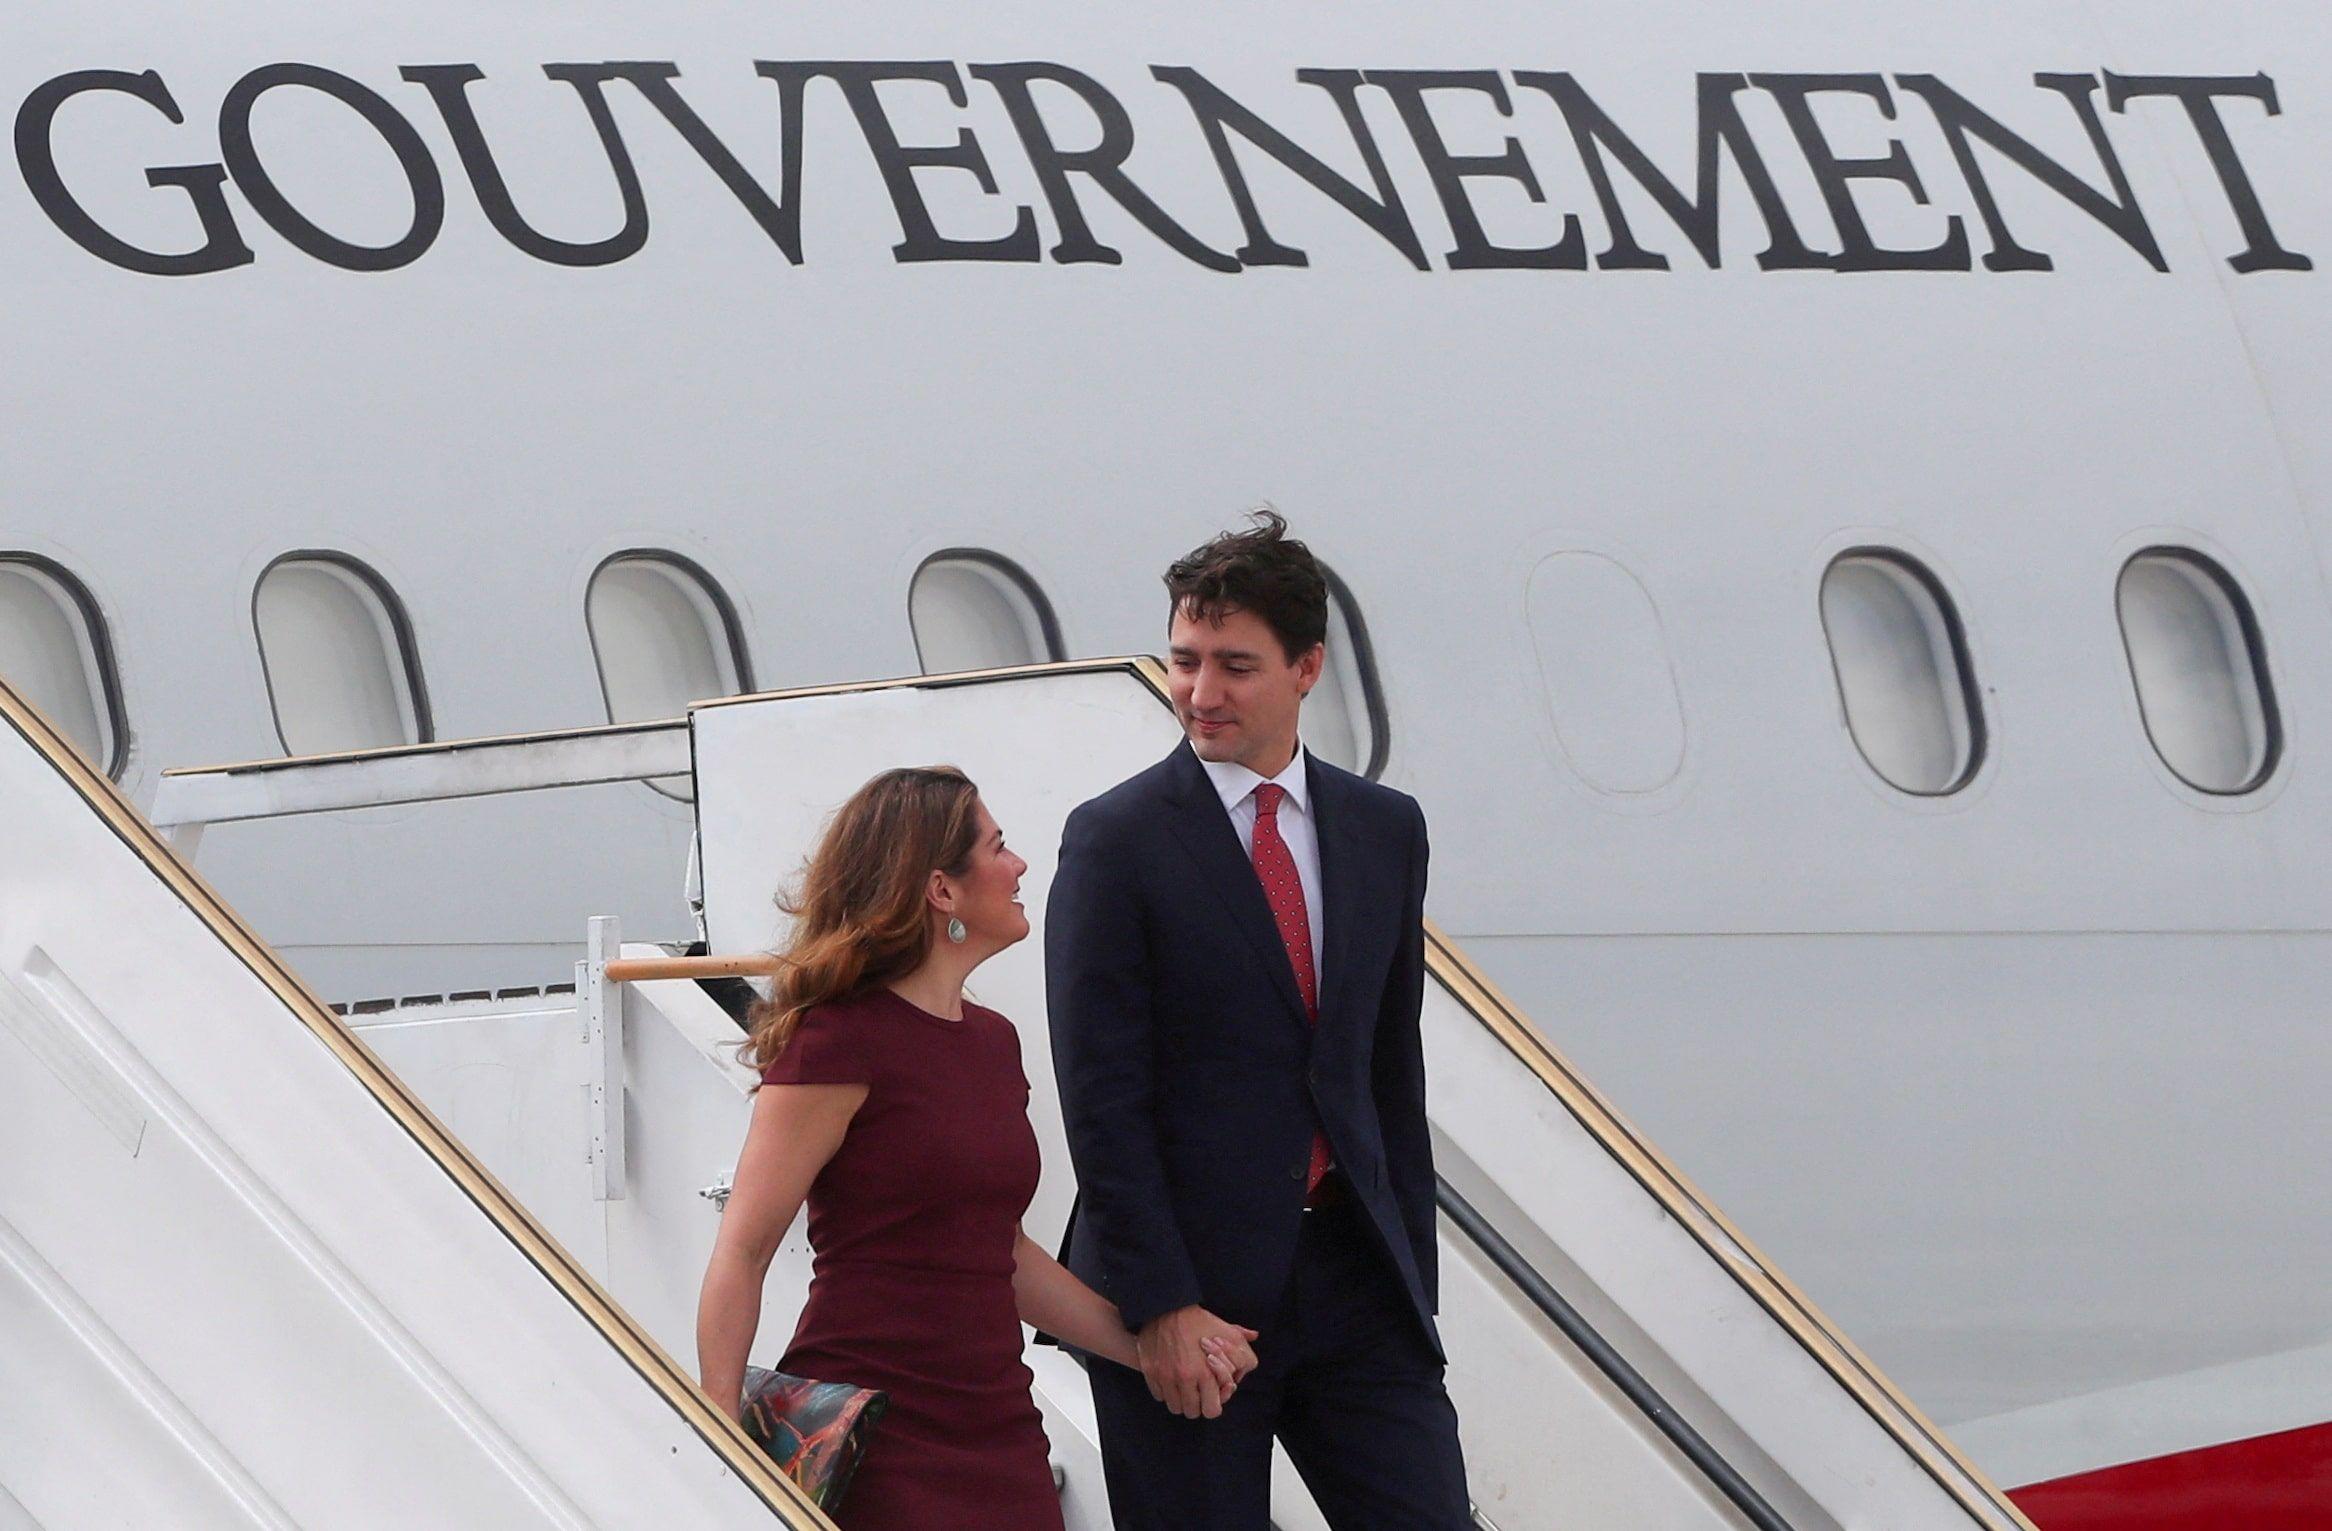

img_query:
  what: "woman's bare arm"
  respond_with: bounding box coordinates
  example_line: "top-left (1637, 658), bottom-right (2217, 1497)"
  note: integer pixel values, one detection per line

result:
top-left (1009, 1228), bottom-right (1256, 1390)
top-left (1010, 1228), bottom-right (1140, 1369)
top-left (696, 1081), bottom-right (867, 1419)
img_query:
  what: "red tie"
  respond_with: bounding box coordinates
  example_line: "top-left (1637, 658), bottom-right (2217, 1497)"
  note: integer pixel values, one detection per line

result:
top-left (1251, 784), bottom-right (1333, 1200)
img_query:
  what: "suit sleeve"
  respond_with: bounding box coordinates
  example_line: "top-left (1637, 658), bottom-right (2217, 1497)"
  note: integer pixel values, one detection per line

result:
top-left (1045, 804), bottom-right (1205, 1330)
top-left (1373, 797), bottom-right (1439, 1311)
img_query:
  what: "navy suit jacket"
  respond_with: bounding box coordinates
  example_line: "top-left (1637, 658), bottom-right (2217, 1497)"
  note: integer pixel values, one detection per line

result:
top-left (1046, 741), bottom-right (1441, 1355)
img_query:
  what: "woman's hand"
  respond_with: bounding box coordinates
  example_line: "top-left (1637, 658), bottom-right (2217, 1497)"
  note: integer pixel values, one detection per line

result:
top-left (1199, 1333), bottom-right (1264, 1401)
top-left (1201, 1330), bottom-right (1261, 1384)
top-left (1135, 1308), bottom-right (1263, 1418)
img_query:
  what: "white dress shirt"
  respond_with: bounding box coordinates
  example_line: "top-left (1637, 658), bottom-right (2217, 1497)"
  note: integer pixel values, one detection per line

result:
top-left (1199, 743), bottom-right (1326, 983)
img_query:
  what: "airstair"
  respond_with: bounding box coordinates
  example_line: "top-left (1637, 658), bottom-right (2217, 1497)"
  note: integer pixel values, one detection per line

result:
top-left (3, 661), bottom-right (2038, 1528)
top-left (0, 682), bottom-right (815, 1524)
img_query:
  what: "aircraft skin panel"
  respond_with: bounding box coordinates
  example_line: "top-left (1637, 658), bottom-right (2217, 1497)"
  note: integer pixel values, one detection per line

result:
top-left (7, 5), bottom-right (2328, 953)
top-left (25, 8), bottom-right (2329, 969)
top-left (0, 681), bottom-right (817, 1526)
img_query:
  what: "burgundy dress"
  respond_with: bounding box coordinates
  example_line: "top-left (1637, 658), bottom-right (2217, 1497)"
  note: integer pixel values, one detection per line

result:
top-left (759, 987), bottom-right (1062, 1531)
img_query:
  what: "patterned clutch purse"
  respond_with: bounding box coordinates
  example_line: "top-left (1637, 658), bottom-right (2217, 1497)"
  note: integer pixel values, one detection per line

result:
top-left (739, 1365), bottom-right (890, 1511)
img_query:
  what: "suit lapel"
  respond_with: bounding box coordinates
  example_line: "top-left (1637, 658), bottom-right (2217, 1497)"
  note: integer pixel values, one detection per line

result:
top-left (1309, 752), bottom-right (1364, 1038)
top-left (1162, 745), bottom-right (1310, 1030)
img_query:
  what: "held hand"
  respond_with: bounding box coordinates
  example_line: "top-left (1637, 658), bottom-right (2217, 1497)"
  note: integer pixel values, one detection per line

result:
top-left (1136, 1306), bottom-right (1262, 1419)
top-left (1203, 1346), bottom-right (1241, 1401)
top-left (1201, 1331), bottom-right (1261, 1383)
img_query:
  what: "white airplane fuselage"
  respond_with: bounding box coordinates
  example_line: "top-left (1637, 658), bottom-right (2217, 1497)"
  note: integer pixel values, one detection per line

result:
top-left (6, 3), bottom-right (2329, 1520)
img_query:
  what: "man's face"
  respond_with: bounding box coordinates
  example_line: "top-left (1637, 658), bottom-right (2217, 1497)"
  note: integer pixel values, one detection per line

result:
top-left (1166, 604), bottom-right (1322, 774)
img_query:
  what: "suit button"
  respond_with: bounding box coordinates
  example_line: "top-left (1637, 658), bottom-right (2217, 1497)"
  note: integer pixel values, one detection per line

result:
top-left (1289, 1164), bottom-right (1306, 1181)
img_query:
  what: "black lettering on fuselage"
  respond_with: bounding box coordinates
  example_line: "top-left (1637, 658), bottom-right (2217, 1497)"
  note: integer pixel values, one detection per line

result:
top-left (968, 61), bottom-right (1239, 271)
top-left (1150, 66), bottom-right (1427, 271)
top-left (219, 62), bottom-right (444, 271)
top-left (10, 60), bottom-right (2315, 278)
top-left (768, 62), bottom-right (1038, 263)
top-left (401, 63), bottom-right (650, 268)
top-left (1895, 73), bottom-right (2164, 273)
top-left (2105, 72), bottom-right (2312, 273)
top-left (1514, 72), bottom-right (1825, 271)
top-left (1751, 73), bottom-right (1971, 272)
top-left (1364, 70), bottom-right (1587, 270)
top-left (15, 69), bottom-right (253, 275)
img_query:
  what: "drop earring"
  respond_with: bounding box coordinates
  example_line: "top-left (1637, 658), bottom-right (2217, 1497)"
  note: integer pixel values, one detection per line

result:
top-left (947, 917), bottom-right (967, 945)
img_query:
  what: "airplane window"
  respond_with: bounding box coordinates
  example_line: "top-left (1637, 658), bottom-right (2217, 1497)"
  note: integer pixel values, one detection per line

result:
top-left (908, 552), bottom-right (1064, 674)
top-left (587, 553), bottom-right (752, 801)
top-left (0, 555), bottom-right (125, 778)
top-left (252, 554), bottom-right (430, 757)
top-left (1525, 551), bottom-right (1685, 794)
top-left (2116, 549), bottom-right (2278, 794)
top-left (1307, 565), bottom-right (1390, 780)
top-left (1819, 551), bottom-right (1984, 795)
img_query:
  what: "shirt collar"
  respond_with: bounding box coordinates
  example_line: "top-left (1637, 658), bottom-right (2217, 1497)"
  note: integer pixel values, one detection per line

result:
top-left (1199, 741), bottom-right (1310, 819)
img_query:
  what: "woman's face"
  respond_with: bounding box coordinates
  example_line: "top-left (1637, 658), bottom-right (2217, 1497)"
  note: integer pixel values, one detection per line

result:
top-left (944, 798), bottom-right (1030, 951)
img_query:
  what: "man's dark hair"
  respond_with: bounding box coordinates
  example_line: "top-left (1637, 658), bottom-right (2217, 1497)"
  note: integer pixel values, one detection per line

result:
top-left (1163, 507), bottom-right (1328, 662)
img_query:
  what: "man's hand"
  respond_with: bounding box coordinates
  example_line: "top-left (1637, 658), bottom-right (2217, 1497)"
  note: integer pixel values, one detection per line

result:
top-left (1136, 1306), bottom-right (1263, 1419)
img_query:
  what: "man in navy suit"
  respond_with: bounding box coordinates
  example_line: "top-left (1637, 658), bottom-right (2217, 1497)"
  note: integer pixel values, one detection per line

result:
top-left (1047, 511), bottom-right (1470, 1529)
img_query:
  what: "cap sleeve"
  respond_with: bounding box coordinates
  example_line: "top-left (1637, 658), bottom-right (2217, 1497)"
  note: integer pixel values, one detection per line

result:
top-left (987, 1006), bottom-right (1032, 1099)
top-left (759, 1004), bottom-right (873, 1088)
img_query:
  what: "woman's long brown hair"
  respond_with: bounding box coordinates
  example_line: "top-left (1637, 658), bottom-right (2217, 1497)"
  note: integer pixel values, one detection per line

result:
top-left (740, 765), bottom-right (983, 1071)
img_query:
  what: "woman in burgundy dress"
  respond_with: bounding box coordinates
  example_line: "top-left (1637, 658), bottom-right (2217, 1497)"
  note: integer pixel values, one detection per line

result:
top-left (696, 766), bottom-right (1253, 1530)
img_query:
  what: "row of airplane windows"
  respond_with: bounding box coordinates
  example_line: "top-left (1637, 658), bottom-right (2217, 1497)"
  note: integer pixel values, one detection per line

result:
top-left (0, 541), bottom-right (2282, 801)
top-left (0, 547), bottom-right (1389, 791)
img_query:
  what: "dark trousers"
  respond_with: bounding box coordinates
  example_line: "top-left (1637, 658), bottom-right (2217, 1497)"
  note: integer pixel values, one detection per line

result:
top-left (1088, 1200), bottom-right (1471, 1531)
